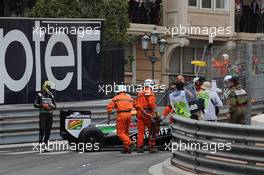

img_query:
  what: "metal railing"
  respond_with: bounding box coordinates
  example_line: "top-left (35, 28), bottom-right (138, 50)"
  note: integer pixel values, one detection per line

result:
top-left (0, 98), bottom-right (263, 145)
top-left (171, 117), bottom-right (264, 175)
top-left (0, 100), bottom-right (110, 144)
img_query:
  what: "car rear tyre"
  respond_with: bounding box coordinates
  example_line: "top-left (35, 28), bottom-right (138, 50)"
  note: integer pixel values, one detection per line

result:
top-left (78, 127), bottom-right (104, 152)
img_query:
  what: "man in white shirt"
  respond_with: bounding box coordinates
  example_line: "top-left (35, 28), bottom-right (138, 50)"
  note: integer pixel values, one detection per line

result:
top-left (197, 82), bottom-right (223, 121)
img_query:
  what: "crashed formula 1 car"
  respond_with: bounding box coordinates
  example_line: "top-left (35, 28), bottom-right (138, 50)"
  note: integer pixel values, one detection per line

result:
top-left (60, 110), bottom-right (172, 151)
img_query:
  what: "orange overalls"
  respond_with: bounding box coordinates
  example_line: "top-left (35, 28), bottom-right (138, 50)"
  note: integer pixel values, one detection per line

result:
top-left (212, 59), bottom-right (231, 75)
top-left (162, 104), bottom-right (174, 124)
top-left (135, 87), bottom-right (156, 148)
top-left (107, 92), bottom-right (134, 150)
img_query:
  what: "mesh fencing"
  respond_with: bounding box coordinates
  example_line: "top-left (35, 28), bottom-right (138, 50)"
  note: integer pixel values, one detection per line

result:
top-left (211, 44), bottom-right (247, 105)
top-left (211, 43), bottom-right (264, 105)
top-left (252, 42), bottom-right (264, 104)
top-left (164, 43), bottom-right (264, 107)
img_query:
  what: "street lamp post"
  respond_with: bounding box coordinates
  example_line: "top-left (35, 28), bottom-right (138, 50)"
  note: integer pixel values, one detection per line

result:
top-left (141, 28), bottom-right (167, 80)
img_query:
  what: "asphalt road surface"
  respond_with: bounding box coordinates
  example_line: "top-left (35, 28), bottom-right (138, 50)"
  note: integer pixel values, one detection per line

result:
top-left (0, 146), bottom-right (170, 175)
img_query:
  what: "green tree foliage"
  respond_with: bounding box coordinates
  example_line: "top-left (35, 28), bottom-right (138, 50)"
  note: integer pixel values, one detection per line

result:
top-left (29, 0), bottom-right (129, 44)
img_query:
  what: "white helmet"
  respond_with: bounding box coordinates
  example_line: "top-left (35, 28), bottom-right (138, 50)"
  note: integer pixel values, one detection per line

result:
top-left (115, 85), bottom-right (127, 93)
top-left (143, 79), bottom-right (155, 87)
top-left (193, 77), bottom-right (199, 83)
top-left (222, 54), bottom-right (229, 60)
top-left (224, 75), bottom-right (232, 82)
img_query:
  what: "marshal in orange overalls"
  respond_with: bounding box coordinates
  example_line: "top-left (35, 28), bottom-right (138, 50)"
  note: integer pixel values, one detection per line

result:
top-left (212, 59), bottom-right (231, 75)
top-left (107, 92), bottom-right (134, 150)
top-left (135, 86), bottom-right (156, 150)
top-left (162, 104), bottom-right (174, 124)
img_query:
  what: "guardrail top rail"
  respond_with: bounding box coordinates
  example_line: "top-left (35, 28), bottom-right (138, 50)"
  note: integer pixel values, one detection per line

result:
top-left (0, 100), bottom-right (110, 145)
top-left (170, 117), bottom-right (264, 175)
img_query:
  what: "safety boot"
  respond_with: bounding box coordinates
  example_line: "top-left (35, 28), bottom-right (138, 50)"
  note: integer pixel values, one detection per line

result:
top-left (149, 147), bottom-right (158, 153)
top-left (129, 142), bottom-right (135, 152)
top-left (121, 144), bottom-right (133, 154)
top-left (121, 149), bottom-right (130, 154)
top-left (137, 146), bottom-right (145, 153)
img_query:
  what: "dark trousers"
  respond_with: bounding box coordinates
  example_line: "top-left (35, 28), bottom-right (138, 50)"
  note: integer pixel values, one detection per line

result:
top-left (39, 113), bottom-right (53, 144)
top-left (191, 114), bottom-right (199, 120)
top-left (229, 112), bottom-right (245, 125)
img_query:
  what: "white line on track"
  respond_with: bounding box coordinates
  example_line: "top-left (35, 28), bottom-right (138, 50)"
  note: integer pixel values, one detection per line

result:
top-left (124, 161), bottom-right (145, 164)
top-left (2, 151), bottom-right (38, 155)
top-left (76, 151), bottom-right (116, 156)
top-left (1, 150), bottom-right (71, 155)
top-left (1, 150), bottom-right (121, 156)
top-left (116, 152), bottom-right (148, 156)
top-left (38, 151), bottom-right (71, 155)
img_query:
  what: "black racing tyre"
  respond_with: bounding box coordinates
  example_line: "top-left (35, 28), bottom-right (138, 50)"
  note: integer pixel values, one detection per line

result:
top-left (78, 127), bottom-right (104, 151)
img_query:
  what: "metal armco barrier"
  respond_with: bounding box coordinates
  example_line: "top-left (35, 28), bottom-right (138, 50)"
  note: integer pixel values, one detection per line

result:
top-left (171, 117), bottom-right (264, 175)
top-left (0, 100), bottom-right (263, 145)
top-left (0, 100), bottom-right (110, 144)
